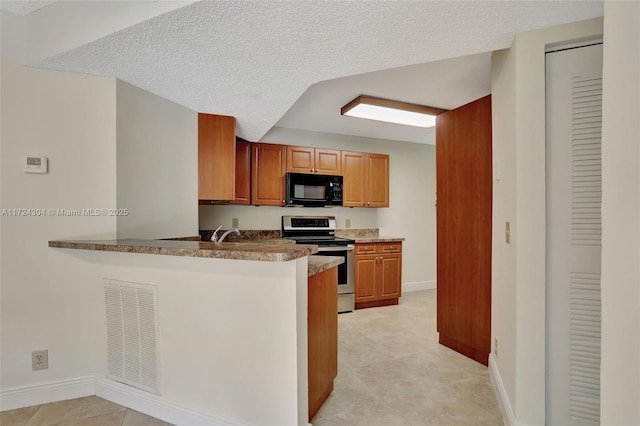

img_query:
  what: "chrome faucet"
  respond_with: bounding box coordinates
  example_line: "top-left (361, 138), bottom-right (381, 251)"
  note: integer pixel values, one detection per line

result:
top-left (218, 228), bottom-right (240, 242)
top-left (210, 225), bottom-right (223, 242)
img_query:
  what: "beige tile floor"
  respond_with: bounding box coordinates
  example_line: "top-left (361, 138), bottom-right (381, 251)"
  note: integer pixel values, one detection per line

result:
top-left (312, 289), bottom-right (504, 426)
top-left (0, 396), bottom-right (172, 426)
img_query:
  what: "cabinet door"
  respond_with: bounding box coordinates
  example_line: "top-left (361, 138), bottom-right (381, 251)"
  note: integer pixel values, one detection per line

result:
top-left (378, 254), bottom-right (402, 300)
top-left (315, 149), bottom-right (342, 175)
top-left (198, 114), bottom-right (236, 201)
top-left (341, 151), bottom-right (366, 207)
top-left (366, 153), bottom-right (389, 207)
top-left (354, 255), bottom-right (377, 303)
top-left (252, 143), bottom-right (286, 206)
top-left (232, 139), bottom-right (251, 205)
top-left (307, 267), bottom-right (338, 421)
top-left (287, 146), bottom-right (315, 173)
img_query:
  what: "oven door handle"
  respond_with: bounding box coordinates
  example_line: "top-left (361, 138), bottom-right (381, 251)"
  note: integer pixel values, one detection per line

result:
top-left (315, 244), bottom-right (355, 252)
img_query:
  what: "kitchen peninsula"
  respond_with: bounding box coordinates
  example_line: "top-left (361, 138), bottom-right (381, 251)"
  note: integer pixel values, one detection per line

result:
top-left (49, 237), bottom-right (342, 426)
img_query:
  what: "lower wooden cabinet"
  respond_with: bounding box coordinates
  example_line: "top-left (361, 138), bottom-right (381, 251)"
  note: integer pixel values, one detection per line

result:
top-left (308, 266), bottom-right (338, 421)
top-left (355, 242), bottom-right (402, 309)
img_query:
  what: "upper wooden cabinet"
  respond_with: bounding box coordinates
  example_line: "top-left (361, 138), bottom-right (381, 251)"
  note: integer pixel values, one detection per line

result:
top-left (252, 143), bottom-right (287, 206)
top-left (232, 138), bottom-right (251, 205)
top-left (287, 146), bottom-right (341, 175)
top-left (198, 113), bottom-right (236, 201)
top-left (365, 153), bottom-right (389, 207)
top-left (341, 151), bottom-right (389, 207)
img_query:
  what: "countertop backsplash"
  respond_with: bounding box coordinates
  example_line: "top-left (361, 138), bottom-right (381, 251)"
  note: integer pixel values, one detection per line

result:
top-left (199, 229), bottom-right (282, 242)
top-left (335, 228), bottom-right (379, 239)
top-left (197, 228), bottom-right (380, 242)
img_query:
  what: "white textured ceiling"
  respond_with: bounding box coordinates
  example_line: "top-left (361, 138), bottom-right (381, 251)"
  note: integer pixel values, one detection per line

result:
top-left (8, 0), bottom-right (604, 143)
top-left (0, 0), bottom-right (56, 16)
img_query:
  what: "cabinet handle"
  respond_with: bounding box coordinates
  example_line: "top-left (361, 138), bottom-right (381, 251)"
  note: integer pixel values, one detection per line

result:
top-left (310, 169), bottom-right (314, 172)
top-left (367, 202), bottom-right (371, 206)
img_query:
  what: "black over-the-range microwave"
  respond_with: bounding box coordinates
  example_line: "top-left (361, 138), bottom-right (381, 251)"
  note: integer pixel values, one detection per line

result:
top-left (285, 172), bottom-right (343, 207)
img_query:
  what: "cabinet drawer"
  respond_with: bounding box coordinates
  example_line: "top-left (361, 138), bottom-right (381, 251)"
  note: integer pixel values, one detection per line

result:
top-left (355, 244), bottom-right (377, 254)
top-left (356, 242), bottom-right (402, 254)
top-left (379, 242), bottom-right (402, 253)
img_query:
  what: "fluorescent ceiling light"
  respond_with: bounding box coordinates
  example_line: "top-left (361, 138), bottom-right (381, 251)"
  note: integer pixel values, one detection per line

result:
top-left (341, 95), bottom-right (447, 128)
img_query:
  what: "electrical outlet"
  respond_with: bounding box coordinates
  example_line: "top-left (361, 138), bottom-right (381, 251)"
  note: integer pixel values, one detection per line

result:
top-left (494, 338), bottom-right (499, 357)
top-left (231, 218), bottom-right (239, 228)
top-left (32, 349), bottom-right (48, 371)
top-left (345, 219), bottom-right (351, 229)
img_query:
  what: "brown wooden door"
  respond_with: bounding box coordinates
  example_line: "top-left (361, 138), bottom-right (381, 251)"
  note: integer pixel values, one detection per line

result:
top-left (315, 149), bottom-right (341, 175)
top-left (365, 153), bottom-right (389, 207)
top-left (287, 146), bottom-right (315, 173)
top-left (436, 95), bottom-right (492, 366)
top-left (342, 151), bottom-right (366, 207)
top-left (198, 113), bottom-right (236, 201)
top-left (251, 143), bottom-right (286, 206)
top-left (232, 139), bottom-right (251, 205)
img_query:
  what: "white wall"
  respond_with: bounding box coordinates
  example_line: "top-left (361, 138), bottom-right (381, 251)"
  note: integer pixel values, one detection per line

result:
top-left (490, 17), bottom-right (603, 425)
top-left (116, 80), bottom-right (198, 239)
top-left (199, 126), bottom-right (437, 287)
top-left (0, 61), bottom-right (117, 394)
top-left (600, 1), bottom-right (640, 424)
top-left (74, 250), bottom-right (308, 425)
top-left (490, 46), bottom-right (517, 421)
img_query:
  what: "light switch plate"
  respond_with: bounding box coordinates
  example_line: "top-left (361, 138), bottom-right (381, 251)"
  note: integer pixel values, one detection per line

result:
top-left (505, 221), bottom-right (511, 244)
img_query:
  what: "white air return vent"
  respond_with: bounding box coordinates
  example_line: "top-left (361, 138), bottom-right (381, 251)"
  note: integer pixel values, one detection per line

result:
top-left (569, 75), bottom-right (602, 424)
top-left (104, 279), bottom-right (160, 394)
top-left (571, 76), bottom-right (602, 247)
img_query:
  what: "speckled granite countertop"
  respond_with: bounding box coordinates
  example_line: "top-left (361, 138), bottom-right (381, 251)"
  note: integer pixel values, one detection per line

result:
top-left (334, 229), bottom-right (404, 243)
top-left (308, 256), bottom-right (344, 277)
top-left (352, 236), bottom-right (405, 243)
top-left (49, 238), bottom-right (317, 262)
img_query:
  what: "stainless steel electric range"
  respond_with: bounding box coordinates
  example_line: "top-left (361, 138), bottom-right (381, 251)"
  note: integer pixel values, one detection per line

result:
top-left (282, 215), bottom-right (355, 313)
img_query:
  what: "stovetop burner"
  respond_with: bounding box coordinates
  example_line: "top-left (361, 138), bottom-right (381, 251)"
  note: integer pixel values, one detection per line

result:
top-left (281, 216), bottom-right (355, 246)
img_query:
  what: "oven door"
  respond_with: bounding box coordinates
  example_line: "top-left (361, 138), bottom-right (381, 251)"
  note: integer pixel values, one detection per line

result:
top-left (315, 245), bottom-right (355, 313)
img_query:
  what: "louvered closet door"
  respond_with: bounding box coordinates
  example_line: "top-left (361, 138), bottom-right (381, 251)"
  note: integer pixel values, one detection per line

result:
top-left (546, 43), bottom-right (603, 426)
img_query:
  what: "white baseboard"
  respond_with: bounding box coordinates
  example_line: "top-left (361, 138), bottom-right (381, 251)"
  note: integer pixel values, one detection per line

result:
top-left (1, 376), bottom-right (238, 426)
top-left (94, 377), bottom-right (236, 426)
top-left (0, 376), bottom-right (94, 411)
top-left (403, 280), bottom-right (436, 292)
top-left (488, 353), bottom-right (515, 426)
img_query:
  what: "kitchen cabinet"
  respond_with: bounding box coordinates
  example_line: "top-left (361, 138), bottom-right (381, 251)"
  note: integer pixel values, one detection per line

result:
top-left (251, 142), bottom-right (286, 206)
top-left (354, 242), bottom-right (402, 309)
top-left (307, 266), bottom-right (338, 421)
top-left (341, 151), bottom-right (389, 207)
top-left (232, 138), bottom-right (251, 205)
top-left (198, 113), bottom-right (236, 201)
top-left (287, 146), bottom-right (342, 175)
